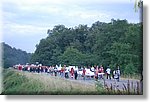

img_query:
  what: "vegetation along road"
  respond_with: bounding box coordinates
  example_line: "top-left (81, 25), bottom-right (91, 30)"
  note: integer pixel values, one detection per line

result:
top-left (2, 68), bottom-right (142, 95)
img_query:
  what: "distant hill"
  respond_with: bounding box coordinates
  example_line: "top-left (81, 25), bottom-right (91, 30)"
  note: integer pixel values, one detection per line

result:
top-left (1, 42), bottom-right (31, 68)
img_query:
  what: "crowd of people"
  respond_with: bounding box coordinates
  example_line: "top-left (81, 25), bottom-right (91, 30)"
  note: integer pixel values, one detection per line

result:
top-left (14, 64), bottom-right (121, 82)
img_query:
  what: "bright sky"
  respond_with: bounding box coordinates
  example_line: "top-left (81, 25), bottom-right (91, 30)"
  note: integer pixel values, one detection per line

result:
top-left (1, 0), bottom-right (140, 53)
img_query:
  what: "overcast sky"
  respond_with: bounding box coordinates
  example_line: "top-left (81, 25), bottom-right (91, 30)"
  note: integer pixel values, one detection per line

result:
top-left (1, 0), bottom-right (140, 53)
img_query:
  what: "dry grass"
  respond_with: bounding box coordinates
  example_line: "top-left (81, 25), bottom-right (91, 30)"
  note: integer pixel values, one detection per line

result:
top-left (25, 72), bottom-right (96, 94)
top-left (4, 69), bottom-right (97, 95)
top-left (101, 79), bottom-right (143, 95)
top-left (3, 69), bottom-right (142, 95)
top-left (121, 74), bottom-right (141, 80)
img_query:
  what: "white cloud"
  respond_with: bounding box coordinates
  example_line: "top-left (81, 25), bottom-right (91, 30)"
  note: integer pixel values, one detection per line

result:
top-left (2, 0), bottom-right (134, 24)
top-left (2, 0), bottom-right (133, 14)
top-left (61, 0), bottom-right (133, 6)
top-left (67, 10), bottom-right (110, 21)
top-left (2, 0), bottom-right (113, 27)
top-left (1, 0), bottom-right (138, 52)
top-left (3, 21), bottom-right (49, 37)
top-left (2, 0), bottom-right (60, 6)
top-left (2, 0), bottom-right (132, 6)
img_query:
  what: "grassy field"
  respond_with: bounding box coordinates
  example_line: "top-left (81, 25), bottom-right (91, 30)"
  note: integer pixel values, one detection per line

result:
top-left (2, 69), bottom-right (98, 95)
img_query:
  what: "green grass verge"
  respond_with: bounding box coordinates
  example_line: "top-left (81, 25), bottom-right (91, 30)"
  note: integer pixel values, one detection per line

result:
top-left (2, 69), bottom-right (98, 95)
top-left (2, 69), bottom-right (142, 95)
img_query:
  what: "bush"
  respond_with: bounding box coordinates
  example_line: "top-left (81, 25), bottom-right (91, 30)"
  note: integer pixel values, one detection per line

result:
top-left (124, 63), bottom-right (136, 75)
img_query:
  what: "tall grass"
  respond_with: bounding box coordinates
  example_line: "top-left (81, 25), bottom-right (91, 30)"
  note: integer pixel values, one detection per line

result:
top-left (95, 79), bottom-right (143, 95)
top-left (121, 73), bottom-right (142, 80)
top-left (2, 69), bottom-right (97, 95)
top-left (2, 69), bottom-right (143, 95)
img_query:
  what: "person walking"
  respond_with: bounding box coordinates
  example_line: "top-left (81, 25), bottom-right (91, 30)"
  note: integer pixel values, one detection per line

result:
top-left (99, 65), bottom-right (104, 79)
top-left (37, 66), bottom-right (40, 74)
top-left (54, 66), bottom-right (58, 76)
top-left (95, 66), bottom-right (99, 81)
top-left (74, 69), bottom-right (78, 80)
top-left (90, 66), bottom-right (95, 72)
top-left (65, 67), bottom-right (69, 78)
top-left (106, 66), bottom-right (111, 80)
top-left (61, 66), bottom-right (65, 77)
top-left (18, 64), bottom-right (22, 71)
top-left (116, 66), bottom-right (121, 82)
top-left (113, 69), bottom-right (116, 79)
top-left (83, 67), bottom-right (86, 80)
top-left (70, 67), bottom-right (74, 79)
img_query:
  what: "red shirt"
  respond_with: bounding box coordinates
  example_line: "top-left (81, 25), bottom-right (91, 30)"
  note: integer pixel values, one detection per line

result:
top-left (61, 67), bottom-right (65, 72)
top-left (83, 69), bottom-right (86, 75)
top-left (99, 67), bottom-right (104, 73)
top-left (71, 68), bottom-right (74, 73)
top-left (18, 65), bottom-right (22, 70)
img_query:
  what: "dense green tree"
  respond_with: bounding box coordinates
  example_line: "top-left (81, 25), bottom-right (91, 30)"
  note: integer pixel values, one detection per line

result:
top-left (58, 47), bottom-right (85, 66)
top-left (31, 19), bottom-right (142, 75)
top-left (2, 43), bottom-right (31, 68)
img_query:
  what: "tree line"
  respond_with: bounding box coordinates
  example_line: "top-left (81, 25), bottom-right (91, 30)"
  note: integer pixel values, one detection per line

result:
top-left (30, 19), bottom-right (143, 75)
top-left (2, 42), bottom-right (31, 68)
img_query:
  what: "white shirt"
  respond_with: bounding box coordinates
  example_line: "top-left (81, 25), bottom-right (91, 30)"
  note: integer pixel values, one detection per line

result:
top-left (116, 69), bottom-right (120, 75)
top-left (91, 67), bottom-right (95, 71)
top-left (106, 68), bottom-right (111, 74)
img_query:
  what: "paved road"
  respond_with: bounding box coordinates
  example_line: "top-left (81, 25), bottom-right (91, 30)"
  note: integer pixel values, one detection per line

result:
top-left (38, 72), bottom-right (141, 93)
top-left (69, 76), bottom-right (141, 92)
top-left (18, 70), bottom-right (142, 93)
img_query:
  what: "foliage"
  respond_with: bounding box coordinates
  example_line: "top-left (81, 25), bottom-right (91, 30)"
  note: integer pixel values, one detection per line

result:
top-left (31, 19), bottom-right (142, 75)
top-left (2, 69), bottom-right (97, 95)
top-left (124, 63), bottom-right (137, 75)
top-left (2, 42), bottom-right (31, 68)
top-left (134, 0), bottom-right (143, 12)
top-left (58, 47), bottom-right (85, 66)
top-left (95, 81), bottom-right (105, 92)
